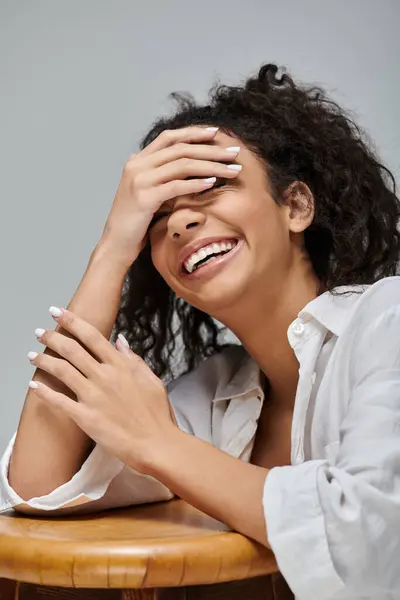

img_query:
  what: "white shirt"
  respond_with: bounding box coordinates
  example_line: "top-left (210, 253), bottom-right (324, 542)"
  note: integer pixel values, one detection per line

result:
top-left (1, 276), bottom-right (400, 600)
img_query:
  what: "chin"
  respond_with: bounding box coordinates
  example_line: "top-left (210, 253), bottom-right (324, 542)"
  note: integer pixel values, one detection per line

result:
top-left (178, 276), bottom-right (250, 313)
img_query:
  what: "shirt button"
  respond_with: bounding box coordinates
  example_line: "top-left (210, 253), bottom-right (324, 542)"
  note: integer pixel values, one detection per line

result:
top-left (292, 320), bottom-right (305, 336)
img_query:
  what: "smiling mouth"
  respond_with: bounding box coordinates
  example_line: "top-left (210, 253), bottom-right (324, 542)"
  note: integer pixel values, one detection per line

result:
top-left (182, 239), bottom-right (240, 275)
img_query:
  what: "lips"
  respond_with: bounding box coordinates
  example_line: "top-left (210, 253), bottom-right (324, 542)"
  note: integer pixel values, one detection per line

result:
top-left (178, 236), bottom-right (241, 274)
top-left (183, 240), bottom-right (238, 274)
top-left (181, 238), bottom-right (244, 281)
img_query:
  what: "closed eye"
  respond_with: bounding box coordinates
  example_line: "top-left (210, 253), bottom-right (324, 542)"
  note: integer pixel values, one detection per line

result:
top-left (196, 177), bottom-right (227, 196)
top-left (149, 213), bottom-right (168, 229)
top-left (149, 179), bottom-right (228, 229)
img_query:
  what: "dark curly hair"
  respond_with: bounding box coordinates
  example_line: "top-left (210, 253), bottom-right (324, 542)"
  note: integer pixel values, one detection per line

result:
top-left (111, 62), bottom-right (400, 384)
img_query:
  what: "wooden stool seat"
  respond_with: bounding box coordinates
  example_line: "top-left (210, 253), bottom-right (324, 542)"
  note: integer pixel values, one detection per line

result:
top-left (0, 498), bottom-right (293, 599)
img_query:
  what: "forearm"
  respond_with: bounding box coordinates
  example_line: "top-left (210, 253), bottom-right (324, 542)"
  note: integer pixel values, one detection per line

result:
top-left (146, 429), bottom-right (270, 547)
top-left (9, 238), bottom-right (132, 500)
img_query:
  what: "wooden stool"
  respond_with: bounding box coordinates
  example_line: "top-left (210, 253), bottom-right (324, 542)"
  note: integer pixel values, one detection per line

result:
top-left (0, 498), bottom-right (294, 599)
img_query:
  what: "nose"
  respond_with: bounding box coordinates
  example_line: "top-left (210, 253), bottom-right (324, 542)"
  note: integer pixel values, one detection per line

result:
top-left (167, 206), bottom-right (207, 240)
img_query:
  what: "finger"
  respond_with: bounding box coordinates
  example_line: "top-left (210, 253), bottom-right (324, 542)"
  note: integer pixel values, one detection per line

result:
top-left (47, 307), bottom-right (119, 366)
top-left (146, 178), bottom-right (218, 222)
top-left (115, 337), bottom-right (166, 388)
top-left (143, 157), bottom-right (242, 188)
top-left (29, 350), bottom-right (89, 395)
top-left (116, 333), bottom-right (133, 354)
top-left (137, 140), bottom-right (240, 169)
top-left (138, 126), bottom-right (219, 157)
top-left (35, 327), bottom-right (103, 380)
top-left (28, 380), bottom-right (82, 422)
top-left (137, 142), bottom-right (240, 171)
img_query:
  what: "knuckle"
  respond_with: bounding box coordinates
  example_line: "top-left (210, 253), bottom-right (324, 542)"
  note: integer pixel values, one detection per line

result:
top-left (177, 157), bottom-right (191, 170)
top-left (160, 129), bottom-right (173, 141)
top-left (81, 382), bottom-right (98, 402)
top-left (123, 161), bottom-right (137, 176)
top-left (100, 362), bottom-right (120, 382)
top-left (59, 337), bottom-right (80, 357)
top-left (167, 181), bottom-right (179, 196)
top-left (173, 142), bottom-right (187, 155)
top-left (51, 357), bottom-right (67, 377)
top-left (124, 164), bottom-right (141, 188)
top-left (61, 311), bottom-right (74, 329)
top-left (131, 173), bottom-right (143, 190)
top-left (83, 328), bottom-right (98, 346)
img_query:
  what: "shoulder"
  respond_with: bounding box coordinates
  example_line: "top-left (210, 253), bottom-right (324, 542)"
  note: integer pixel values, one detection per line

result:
top-left (339, 276), bottom-right (400, 345)
top-left (166, 344), bottom-right (246, 436)
top-left (342, 276), bottom-right (400, 372)
top-left (348, 276), bottom-right (400, 327)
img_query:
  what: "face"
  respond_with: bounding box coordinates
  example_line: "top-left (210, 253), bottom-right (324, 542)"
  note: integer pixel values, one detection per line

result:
top-left (148, 130), bottom-right (312, 318)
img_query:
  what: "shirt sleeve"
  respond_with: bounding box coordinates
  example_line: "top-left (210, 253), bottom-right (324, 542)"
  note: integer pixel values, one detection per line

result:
top-left (0, 432), bottom-right (174, 515)
top-left (0, 375), bottom-right (190, 515)
top-left (262, 306), bottom-right (400, 600)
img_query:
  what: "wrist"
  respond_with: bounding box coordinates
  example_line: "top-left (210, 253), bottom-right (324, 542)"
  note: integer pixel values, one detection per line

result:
top-left (139, 426), bottom-right (188, 479)
top-left (91, 237), bottom-right (137, 273)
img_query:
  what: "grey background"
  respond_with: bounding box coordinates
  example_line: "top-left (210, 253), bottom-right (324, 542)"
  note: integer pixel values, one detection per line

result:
top-left (0, 0), bottom-right (399, 453)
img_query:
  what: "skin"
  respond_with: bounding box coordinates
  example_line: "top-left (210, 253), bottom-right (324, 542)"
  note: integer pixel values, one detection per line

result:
top-left (26, 128), bottom-right (325, 546)
top-left (149, 129), bottom-right (321, 411)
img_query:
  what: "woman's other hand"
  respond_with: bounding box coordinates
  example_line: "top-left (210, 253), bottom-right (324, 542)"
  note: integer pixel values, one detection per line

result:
top-left (27, 307), bottom-right (178, 473)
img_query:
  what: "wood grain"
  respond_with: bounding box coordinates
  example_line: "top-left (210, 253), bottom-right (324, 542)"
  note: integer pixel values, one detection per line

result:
top-left (0, 500), bottom-right (278, 588)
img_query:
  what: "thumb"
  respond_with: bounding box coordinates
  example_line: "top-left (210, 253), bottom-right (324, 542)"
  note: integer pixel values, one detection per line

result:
top-left (116, 333), bottom-right (131, 353)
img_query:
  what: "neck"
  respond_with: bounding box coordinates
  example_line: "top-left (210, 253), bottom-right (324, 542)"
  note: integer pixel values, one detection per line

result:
top-left (213, 263), bottom-right (323, 412)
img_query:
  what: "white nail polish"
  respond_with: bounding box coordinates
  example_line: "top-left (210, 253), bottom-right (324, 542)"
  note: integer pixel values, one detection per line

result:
top-left (28, 351), bottom-right (39, 360)
top-left (225, 146), bottom-right (240, 153)
top-left (35, 328), bottom-right (46, 338)
top-left (227, 164), bottom-right (243, 171)
top-left (205, 127), bottom-right (218, 132)
top-left (117, 333), bottom-right (130, 347)
top-left (49, 306), bottom-right (62, 317)
top-left (29, 381), bottom-right (39, 389)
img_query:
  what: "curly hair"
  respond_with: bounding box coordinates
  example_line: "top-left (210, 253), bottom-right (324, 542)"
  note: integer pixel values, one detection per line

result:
top-left (111, 62), bottom-right (400, 383)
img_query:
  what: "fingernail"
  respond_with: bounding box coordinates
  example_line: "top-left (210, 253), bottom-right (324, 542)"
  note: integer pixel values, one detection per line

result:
top-left (49, 306), bottom-right (63, 318)
top-left (225, 146), bottom-right (240, 154)
top-left (117, 333), bottom-right (130, 348)
top-left (29, 381), bottom-right (40, 389)
top-left (227, 164), bottom-right (243, 171)
top-left (205, 127), bottom-right (219, 132)
top-left (35, 328), bottom-right (46, 338)
top-left (28, 351), bottom-right (39, 360)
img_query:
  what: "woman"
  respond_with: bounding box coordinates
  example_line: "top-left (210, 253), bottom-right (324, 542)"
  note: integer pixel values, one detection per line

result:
top-left (1, 63), bottom-right (399, 600)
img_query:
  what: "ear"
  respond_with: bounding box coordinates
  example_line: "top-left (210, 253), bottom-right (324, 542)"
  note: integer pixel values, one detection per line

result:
top-left (282, 181), bottom-right (315, 234)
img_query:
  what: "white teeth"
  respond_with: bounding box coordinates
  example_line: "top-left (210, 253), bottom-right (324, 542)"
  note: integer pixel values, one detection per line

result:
top-left (197, 248), bottom-right (207, 260)
top-left (184, 239), bottom-right (238, 274)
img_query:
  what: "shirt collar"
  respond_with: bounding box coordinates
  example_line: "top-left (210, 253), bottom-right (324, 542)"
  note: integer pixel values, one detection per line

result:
top-left (212, 283), bottom-right (371, 403)
top-left (213, 347), bottom-right (263, 403)
top-left (298, 283), bottom-right (370, 337)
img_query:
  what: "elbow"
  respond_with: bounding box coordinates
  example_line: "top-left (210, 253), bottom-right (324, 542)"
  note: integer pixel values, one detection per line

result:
top-left (8, 470), bottom-right (75, 506)
top-left (11, 503), bottom-right (49, 516)
top-left (11, 502), bottom-right (96, 517)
